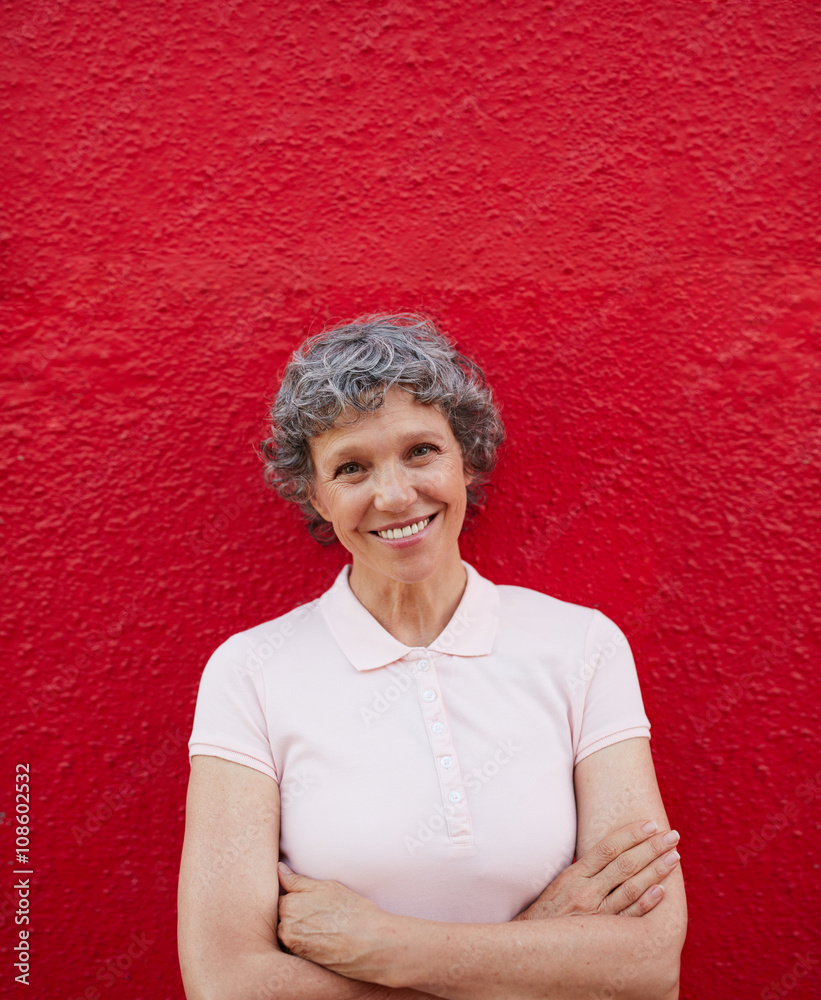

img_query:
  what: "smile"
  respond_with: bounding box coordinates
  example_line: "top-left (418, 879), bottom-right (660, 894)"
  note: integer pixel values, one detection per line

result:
top-left (372, 514), bottom-right (436, 540)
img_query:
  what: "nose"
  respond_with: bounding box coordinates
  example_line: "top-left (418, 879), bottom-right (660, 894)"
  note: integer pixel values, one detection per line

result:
top-left (373, 460), bottom-right (417, 512)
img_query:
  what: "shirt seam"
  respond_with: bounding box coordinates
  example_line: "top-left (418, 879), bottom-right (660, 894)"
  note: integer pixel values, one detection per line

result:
top-left (188, 742), bottom-right (279, 781)
top-left (575, 726), bottom-right (651, 765)
top-left (251, 631), bottom-right (275, 779)
top-left (576, 607), bottom-right (600, 760)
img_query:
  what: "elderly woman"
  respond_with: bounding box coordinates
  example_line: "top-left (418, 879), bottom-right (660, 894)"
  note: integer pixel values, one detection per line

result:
top-left (178, 314), bottom-right (686, 1000)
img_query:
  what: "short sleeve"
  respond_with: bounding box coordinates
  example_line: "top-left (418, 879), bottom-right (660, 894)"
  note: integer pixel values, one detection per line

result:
top-left (188, 632), bottom-right (278, 782)
top-left (573, 610), bottom-right (651, 767)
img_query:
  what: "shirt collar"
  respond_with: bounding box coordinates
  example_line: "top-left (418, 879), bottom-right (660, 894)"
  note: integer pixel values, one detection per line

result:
top-left (320, 560), bottom-right (501, 672)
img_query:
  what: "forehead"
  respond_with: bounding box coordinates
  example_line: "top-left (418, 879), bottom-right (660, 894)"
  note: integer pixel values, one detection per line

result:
top-left (309, 386), bottom-right (453, 463)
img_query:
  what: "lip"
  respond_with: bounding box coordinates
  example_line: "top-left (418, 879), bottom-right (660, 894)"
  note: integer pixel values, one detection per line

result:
top-left (370, 513), bottom-right (438, 533)
top-left (369, 512), bottom-right (438, 546)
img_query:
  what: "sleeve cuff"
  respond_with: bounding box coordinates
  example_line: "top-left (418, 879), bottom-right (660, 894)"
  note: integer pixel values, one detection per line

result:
top-left (188, 743), bottom-right (278, 782)
top-left (574, 726), bottom-right (651, 767)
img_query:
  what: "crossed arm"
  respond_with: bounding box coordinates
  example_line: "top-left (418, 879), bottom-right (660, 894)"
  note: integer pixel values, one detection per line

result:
top-left (178, 738), bottom-right (687, 1000)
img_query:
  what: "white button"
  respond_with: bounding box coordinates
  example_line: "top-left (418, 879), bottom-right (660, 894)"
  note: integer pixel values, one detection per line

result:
top-left (431, 722), bottom-right (445, 734)
top-left (418, 659), bottom-right (429, 671)
top-left (422, 689), bottom-right (436, 702)
top-left (448, 790), bottom-right (462, 803)
top-left (440, 756), bottom-right (453, 769)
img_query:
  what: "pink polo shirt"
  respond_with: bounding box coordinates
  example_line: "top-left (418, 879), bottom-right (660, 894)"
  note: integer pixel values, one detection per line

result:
top-left (188, 560), bottom-right (651, 923)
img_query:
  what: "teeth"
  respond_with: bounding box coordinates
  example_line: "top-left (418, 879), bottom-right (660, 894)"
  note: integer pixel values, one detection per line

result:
top-left (377, 516), bottom-right (430, 540)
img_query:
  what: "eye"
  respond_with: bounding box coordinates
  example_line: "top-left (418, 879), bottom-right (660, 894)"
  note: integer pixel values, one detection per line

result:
top-left (335, 462), bottom-right (362, 477)
top-left (411, 444), bottom-right (436, 458)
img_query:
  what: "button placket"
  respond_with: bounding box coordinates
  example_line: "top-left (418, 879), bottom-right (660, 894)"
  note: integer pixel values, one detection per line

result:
top-left (411, 651), bottom-right (473, 845)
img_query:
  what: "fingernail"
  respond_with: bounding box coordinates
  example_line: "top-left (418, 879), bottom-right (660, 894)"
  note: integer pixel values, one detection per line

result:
top-left (663, 830), bottom-right (679, 845)
top-left (642, 821), bottom-right (657, 834)
top-left (664, 851), bottom-right (680, 867)
top-left (278, 862), bottom-right (289, 872)
top-left (651, 885), bottom-right (664, 900)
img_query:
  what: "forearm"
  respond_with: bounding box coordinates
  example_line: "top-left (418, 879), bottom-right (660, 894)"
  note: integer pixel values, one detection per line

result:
top-left (186, 943), bottom-right (439, 1000)
top-left (374, 911), bottom-right (681, 1000)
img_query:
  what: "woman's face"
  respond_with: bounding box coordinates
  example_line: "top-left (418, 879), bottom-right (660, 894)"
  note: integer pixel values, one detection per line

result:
top-left (308, 386), bottom-right (473, 586)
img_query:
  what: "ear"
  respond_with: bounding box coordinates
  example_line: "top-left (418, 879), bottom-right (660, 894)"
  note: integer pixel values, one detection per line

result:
top-left (309, 490), bottom-right (332, 523)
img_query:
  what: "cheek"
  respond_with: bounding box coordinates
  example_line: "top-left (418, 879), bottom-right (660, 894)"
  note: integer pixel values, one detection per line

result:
top-left (327, 488), bottom-right (367, 527)
top-left (423, 472), bottom-right (469, 514)
top-left (440, 465), bottom-right (471, 498)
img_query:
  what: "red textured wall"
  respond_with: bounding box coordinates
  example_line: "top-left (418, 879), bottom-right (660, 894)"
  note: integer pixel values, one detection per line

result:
top-left (3, 1), bottom-right (820, 997)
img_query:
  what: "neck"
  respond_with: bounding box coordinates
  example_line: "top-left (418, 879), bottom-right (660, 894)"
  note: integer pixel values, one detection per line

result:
top-left (348, 548), bottom-right (468, 648)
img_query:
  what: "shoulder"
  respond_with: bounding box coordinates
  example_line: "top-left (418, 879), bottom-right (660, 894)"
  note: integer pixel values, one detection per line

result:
top-left (202, 589), bottom-right (332, 674)
top-left (496, 581), bottom-right (594, 621)
top-left (488, 576), bottom-right (629, 655)
top-left (493, 579), bottom-right (595, 638)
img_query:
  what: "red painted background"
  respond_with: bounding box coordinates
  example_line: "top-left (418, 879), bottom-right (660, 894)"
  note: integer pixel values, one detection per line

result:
top-left (2, 1), bottom-right (820, 997)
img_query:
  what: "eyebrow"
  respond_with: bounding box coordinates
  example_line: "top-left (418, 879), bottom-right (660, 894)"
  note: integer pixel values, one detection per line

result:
top-left (323, 428), bottom-right (446, 466)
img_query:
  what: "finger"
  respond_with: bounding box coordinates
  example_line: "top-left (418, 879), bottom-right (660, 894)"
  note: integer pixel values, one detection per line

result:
top-left (599, 848), bottom-right (681, 915)
top-left (617, 883), bottom-right (666, 918)
top-left (573, 820), bottom-right (661, 878)
top-left (593, 830), bottom-right (680, 893)
top-left (277, 862), bottom-right (314, 891)
top-left (592, 829), bottom-right (681, 895)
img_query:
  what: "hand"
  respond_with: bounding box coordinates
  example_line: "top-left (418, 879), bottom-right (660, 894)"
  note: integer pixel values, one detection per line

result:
top-left (277, 862), bottom-right (395, 984)
top-left (513, 820), bottom-right (681, 921)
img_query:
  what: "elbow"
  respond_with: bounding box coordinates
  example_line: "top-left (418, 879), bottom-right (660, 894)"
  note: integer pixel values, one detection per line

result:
top-left (641, 939), bottom-right (683, 1000)
top-left (653, 960), bottom-right (681, 1000)
top-left (179, 957), bottom-right (221, 1000)
top-left (179, 970), bottom-right (208, 1000)
top-left (179, 947), bottom-right (289, 1000)
top-left (620, 960), bottom-right (679, 1000)
top-left (181, 976), bottom-right (276, 1000)
top-left (632, 889), bottom-right (687, 999)
top-left (620, 923), bottom-right (683, 1000)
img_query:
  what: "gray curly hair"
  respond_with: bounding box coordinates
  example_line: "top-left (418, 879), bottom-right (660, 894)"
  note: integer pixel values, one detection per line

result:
top-left (258, 313), bottom-right (505, 545)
